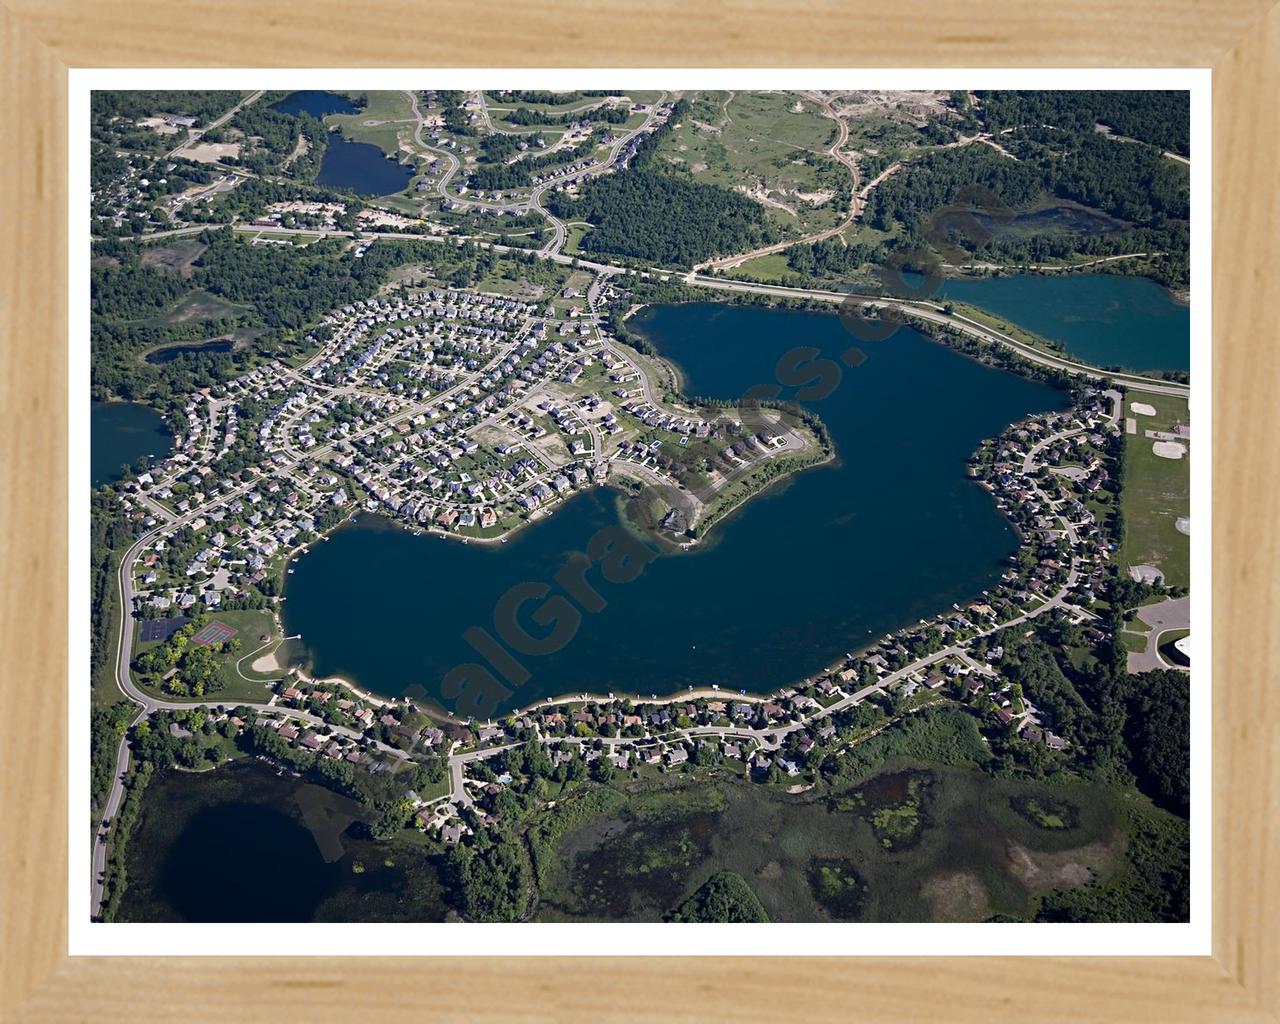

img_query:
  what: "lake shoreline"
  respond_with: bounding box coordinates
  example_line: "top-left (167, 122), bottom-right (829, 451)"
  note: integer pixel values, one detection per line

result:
top-left (280, 304), bottom-right (1065, 715)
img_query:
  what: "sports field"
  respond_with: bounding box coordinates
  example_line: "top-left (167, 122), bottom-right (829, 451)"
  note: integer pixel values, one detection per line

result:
top-left (1119, 393), bottom-right (1191, 589)
top-left (192, 621), bottom-right (237, 647)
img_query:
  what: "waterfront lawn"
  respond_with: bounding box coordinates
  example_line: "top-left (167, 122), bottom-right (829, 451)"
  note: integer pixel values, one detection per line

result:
top-left (1119, 394), bottom-right (1190, 589)
top-left (131, 608), bottom-right (281, 705)
top-left (945, 301), bottom-right (1068, 362)
top-left (325, 91), bottom-right (417, 156)
top-left (218, 609), bottom-right (285, 683)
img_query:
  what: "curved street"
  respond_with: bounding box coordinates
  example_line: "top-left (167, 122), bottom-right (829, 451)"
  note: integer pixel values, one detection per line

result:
top-left (91, 92), bottom-right (1183, 917)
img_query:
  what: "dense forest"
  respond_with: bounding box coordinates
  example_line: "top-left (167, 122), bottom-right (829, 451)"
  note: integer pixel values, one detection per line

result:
top-left (978, 90), bottom-right (1190, 156)
top-left (544, 97), bottom-right (777, 266)
top-left (864, 132), bottom-right (1190, 288)
top-left (1036, 800), bottom-right (1189, 922)
top-left (502, 104), bottom-right (631, 127)
top-left (488, 90), bottom-right (621, 107)
top-left (548, 169), bottom-right (776, 265)
top-left (433, 91), bottom-right (477, 137)
top-left (215, 94), bottom-right (331, 180)
top-left (90, 490), bottom-right (139, 689)
top-left (866, 139), bottom-right (1187, 238)
top-left (90, 91), bottom-right (243, 154)
top-left (667, 871), bottom-right (770, 922)
top-left (990, 601), bottom-right (1190, 826)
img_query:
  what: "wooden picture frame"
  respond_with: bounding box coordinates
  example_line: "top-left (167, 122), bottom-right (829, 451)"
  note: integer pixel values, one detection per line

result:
top-left (2, 3), bottom-right (1276, 1019)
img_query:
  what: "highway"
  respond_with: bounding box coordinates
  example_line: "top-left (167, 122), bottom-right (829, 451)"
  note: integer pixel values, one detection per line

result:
top-left (680, 273), bottom-right (1190, 399)
top-left (114, 217), bottom-right (1185, 400)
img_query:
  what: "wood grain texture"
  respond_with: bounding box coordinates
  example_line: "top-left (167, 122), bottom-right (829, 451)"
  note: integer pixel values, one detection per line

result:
top-left (1212, 6), bottom-right (1280, 1015)
top-left (0, 1), bottom-right (1276, 1020)
top-left (0, 4), bottom-right (69, 1021)
top-left (2, 0), bottom-right (1278, 67)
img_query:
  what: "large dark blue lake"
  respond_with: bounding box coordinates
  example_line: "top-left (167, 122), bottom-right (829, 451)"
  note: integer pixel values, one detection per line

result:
top-left (283, 303), bottom-right (1066, 714)
top-left (117, 761), bottom-right (450, 922)
top-left (933, 274), bottom-right (1190, 373)
top-left (272, 90), bottom-right (361, 118)
top-left (317, 136), bottom-right (414, 197)
top-left (91, 401), bottom-right (172, 487)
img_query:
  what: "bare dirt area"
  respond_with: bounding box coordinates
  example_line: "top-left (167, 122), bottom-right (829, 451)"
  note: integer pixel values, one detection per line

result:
top-left (137, 116), bottom-right (180, 135)
top-left (382, 263), bottom-right (438, 290)
top-left (1005, 841), bottom-right (1112, 890)
top-left (281, 133), bottom-right (310, 170)
top-left (175, 141), bottom-right (242, 163)
top-left (920, 871), bottom-right (992, 921)
top-left (140, 240), bottom-right (208, 278)
top-left (826, 90), bottom-right (953, 124)
top-left (736, 183), bottom-right (797, 216)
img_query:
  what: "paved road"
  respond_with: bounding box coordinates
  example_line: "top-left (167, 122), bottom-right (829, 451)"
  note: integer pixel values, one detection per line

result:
top-left (166, 90), bottom-right (264, 160)
top-left (404, 89), bottom-right (668, 256)
top-left (1127, 596), bottom-right (1191, 673)
top-left (696, 92), bottom-right (861, 273)
top-left (89, 313), bottom-right (527, 917)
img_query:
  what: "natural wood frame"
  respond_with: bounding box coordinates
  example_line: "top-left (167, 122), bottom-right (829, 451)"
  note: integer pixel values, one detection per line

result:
top-left (2, 3), bottom-right (1277, 1019)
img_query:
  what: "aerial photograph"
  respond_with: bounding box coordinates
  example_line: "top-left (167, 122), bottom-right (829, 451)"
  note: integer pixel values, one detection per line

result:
top-left (88, 87), bottom-right (1192, 925)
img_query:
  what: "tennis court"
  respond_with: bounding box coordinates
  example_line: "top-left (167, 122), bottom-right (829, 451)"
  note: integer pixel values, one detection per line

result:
top-left (191, 621), bottom-right (237, 647)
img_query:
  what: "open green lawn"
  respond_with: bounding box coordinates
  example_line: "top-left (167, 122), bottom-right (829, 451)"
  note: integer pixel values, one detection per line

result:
top-left (124, 289), bottom-right (250, 327)
top-left (1119, 632), bottom-right (1149, 654)
top-left (726, 251), bottom-right (795, 284)
top-left (131, 607), bottom-right (282, 706)
top-left (563, 221), bottom-right (593, 255)
top-left (1119, 394), bottom-right (1191, 589)
top-left (945, 300), bottom-right (1072, 361)
top-left (327, 91), bottom-right (417, 157)
top-left (139, 238), bottom-right (208, 277)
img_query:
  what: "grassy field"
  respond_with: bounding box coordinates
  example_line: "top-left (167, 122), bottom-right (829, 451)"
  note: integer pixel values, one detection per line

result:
top-left (326, 91), bottom-right (418, 157)
top-left (153, 289), bottom-right (251, 326)
top-left (1119, 393), bottom-right (1191, 589)
top-left (943, 300), bottom-right (1074, 362)
top-left (139, 238), bottom-right (208, 277)
top-left (532, 765), bottom-right (1134, 922)
top-left (655, 91), bottom-right (849, 238)
top-left (1119, 631), bottom-right (1149, 654)
top-left (563, 221), bottom-right (593, 255)
top-left (725, 251), bottom-right (794, 283)
top-left (131, 608), bottom-right (282, 705)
